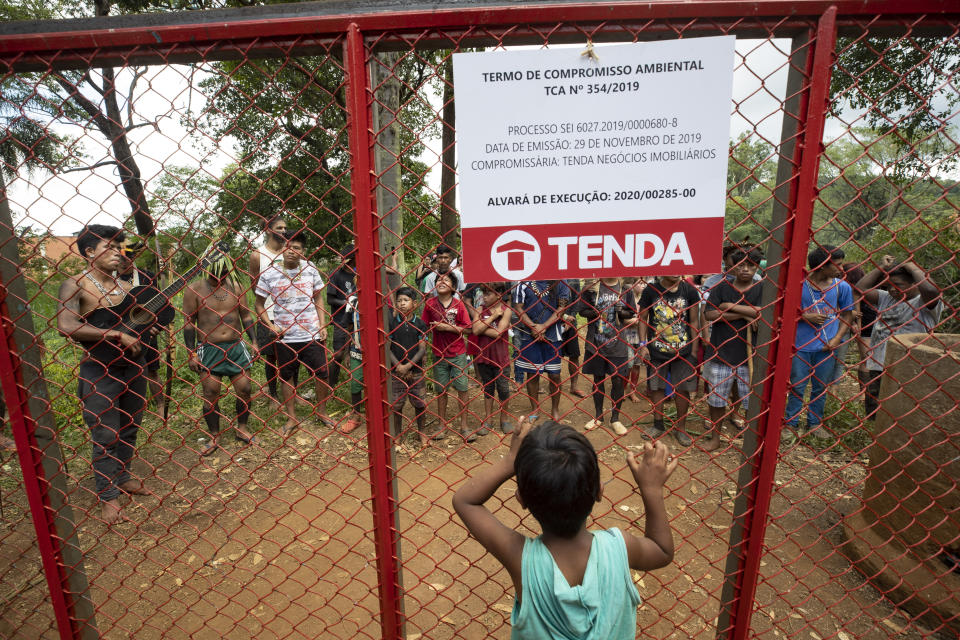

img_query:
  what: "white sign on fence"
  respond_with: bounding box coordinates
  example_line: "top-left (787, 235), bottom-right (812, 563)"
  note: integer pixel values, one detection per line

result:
top-left (453, 36), bottom-right (735, 282)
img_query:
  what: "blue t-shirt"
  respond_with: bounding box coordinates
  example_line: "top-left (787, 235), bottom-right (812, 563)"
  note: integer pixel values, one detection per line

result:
top-left (794, 278), bottom-right (854, 352)
top-left (511, 528), bottom-right (641, 640)
top-left (512, 280), bottom-right (572, 343)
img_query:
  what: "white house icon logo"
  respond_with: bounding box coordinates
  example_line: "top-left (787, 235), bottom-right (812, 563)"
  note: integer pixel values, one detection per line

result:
top-left (490, 230), bottom-right (540, 280)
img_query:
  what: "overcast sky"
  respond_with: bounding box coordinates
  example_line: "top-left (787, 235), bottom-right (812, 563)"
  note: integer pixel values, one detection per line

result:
top-left (1, 38), bottom-right (914, 238)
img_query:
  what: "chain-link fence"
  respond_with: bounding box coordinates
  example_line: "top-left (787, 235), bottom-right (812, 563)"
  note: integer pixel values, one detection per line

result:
top-left (0, 2), bottom-right (957, 639)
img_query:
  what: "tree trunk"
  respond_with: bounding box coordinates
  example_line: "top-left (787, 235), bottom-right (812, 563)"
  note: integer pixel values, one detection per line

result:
top-left (101, 67), bottom-right (154, 237)
top-left (371, 52), bottom-right (403, 269)
top-left (93, 0), bottom-right (154, 237)
top-left (439, 58), bottom-right (458, 247)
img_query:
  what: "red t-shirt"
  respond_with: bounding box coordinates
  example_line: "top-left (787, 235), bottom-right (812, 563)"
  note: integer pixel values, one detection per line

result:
top-left (468, 304), bottom-right (510, 366)
top-left (422, 295), bottom-right (470, 358)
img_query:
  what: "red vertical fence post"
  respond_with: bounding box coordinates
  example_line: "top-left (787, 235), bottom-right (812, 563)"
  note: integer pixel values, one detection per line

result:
top-left (719, 7), bottom-right (838, 640)
top-left (0, 179), bottom-right (97, 639)
top-left (344, 23), bottom-right (405, 640)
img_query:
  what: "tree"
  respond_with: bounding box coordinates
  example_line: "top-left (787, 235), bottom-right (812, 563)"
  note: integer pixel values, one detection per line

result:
top-left (725, 132), bottom-right (777, 242)
top-left (1, 0), bottom-right (161, 240)
top-left (831, 35), bottom-right (960, 177)
top-left (193, 47), bottom-right (441, 266)
top-left (814, 126), bottom-right (959, 246)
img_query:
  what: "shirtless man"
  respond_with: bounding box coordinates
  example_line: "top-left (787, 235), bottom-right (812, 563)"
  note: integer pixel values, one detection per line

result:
top-left (183, 256), bottom-right (259, 456)
top-left (247, 215), bottom-right (287, 405)
top-left (56, 224), bottom-right (151, 524)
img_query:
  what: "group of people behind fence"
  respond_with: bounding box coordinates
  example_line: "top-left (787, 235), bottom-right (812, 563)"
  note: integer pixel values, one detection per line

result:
top-left (39, 219), bottom-right (943, 524)
top-left (329, 239), bottom-right (943, 452)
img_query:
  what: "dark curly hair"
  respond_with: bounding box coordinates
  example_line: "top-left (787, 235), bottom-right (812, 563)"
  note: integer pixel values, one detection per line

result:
top-left (515, 421), bottom-right (601, 538)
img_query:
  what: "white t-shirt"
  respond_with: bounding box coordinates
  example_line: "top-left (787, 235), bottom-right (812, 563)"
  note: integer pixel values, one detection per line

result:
top-left (866, 290), bottom-right (942, 371)
top-left (256, 262), bottom-right (326, 343)
top-left (258, 244), bottom-right (284, 321)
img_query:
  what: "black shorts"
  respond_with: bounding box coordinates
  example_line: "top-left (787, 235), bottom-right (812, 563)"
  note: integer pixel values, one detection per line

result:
top-left (276, 341), bottom-right (328, 382)
top-left (475, 361), bottom-right (510, 400)
top-left (560, 326), bottom-right (581, 358)
top-left (331, 324), bottom-right (351, 359)
top-left (256, 322), bottom-right (279, 360)
top-left (582, 351), bottom-right (630, 378)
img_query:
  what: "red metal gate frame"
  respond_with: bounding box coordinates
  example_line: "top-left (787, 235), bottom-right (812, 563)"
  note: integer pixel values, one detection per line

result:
top-left (1, 3), bottom-right (957, 639)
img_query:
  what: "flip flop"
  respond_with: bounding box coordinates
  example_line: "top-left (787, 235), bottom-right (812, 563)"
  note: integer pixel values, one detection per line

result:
top-left (316, 413), bottom-right (337, 428)
top-left (200, 437), bottom-right (220, 457)
top-left (235, 432), bottom-right (257, 446)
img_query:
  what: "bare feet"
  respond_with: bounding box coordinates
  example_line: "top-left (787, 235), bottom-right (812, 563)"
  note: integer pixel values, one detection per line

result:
top-left (702, 433), bottom-right (722, 452)
top-left (101, 499), bottom-right (131, 525)
top-left (118, 479), bottom-right (150, 495)
top-left (282, 421), bottom-right (297, 436)
top-left (570, 387), bottom-right (588, 398)
top-left (0, 434), bottom-right (15, 452)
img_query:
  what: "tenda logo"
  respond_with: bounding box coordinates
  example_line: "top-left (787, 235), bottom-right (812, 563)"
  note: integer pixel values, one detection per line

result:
top-left (547, 232), bottom-right (693, 269)
top-left (490, 230), bottom-right (693, 278)
top-left (491, 230), bottom-right (541, 280)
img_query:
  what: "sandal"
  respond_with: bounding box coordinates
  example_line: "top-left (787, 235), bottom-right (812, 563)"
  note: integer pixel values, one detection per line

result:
top-left (235, 431), bottom-right (257, 446)
top-left (200, 434), bottom-right (220, 457)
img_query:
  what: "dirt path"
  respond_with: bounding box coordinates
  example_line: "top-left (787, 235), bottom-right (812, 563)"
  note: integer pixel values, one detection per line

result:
top-left (0, 384), bottom-right (937, 639)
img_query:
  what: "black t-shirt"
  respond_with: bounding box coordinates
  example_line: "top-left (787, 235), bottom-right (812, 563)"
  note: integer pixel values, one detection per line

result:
top-left (639, 279), bottom-right (701, 359)
top-left (581, 283), bottom-right (635, 358)
top-left (564, 278), bottom-right (583, 317)
top-left (707, 280), bottom-right (762, 367)
top-left (327, 266), bottom-right (356, 332)
top-left (389, 313), bottom-right (427, 375)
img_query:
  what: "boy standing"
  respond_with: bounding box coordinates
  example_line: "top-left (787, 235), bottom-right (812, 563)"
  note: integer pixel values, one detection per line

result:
top-left (471, 283), bottom-right (514, 435)
top-left (638, 275), bottom-right (701, 446)
top-left (453, 418), bottom-right (677, 640)
top-left (422, 272), bottom-right (473, 441)
top-left (247, 214), bottom-right (287, 405)
top-left (326, 245), bottom-right (357, 393)
top-left (856, 256), bottom-right (942, 419)
top-left (513, 280), bottom-right (572, 422)
top-left (389, 287), bottom-right (429, 443)
top-left (702, 249), bottom-right (763, 451)
top-left (580, 278), bottom-right (637, 436)
top-left (784, 246), bottom-right (854, 437)
top-left (255, 231), bottom-right (333, 436)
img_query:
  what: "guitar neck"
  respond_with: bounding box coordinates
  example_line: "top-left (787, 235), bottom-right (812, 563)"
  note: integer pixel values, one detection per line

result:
top-left (142, 258), bottom-right (213, 314)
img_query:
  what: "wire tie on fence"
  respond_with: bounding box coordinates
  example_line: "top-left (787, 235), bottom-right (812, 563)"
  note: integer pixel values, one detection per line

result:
top-left (581, 39), bottom-right (599, 63)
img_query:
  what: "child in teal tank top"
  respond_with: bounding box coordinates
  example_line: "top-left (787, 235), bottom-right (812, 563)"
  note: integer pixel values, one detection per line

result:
top-left (453, 418), bottom-right (678, 639)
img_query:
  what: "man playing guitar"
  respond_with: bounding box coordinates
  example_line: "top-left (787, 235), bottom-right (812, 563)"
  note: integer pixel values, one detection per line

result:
top-left (57, 224), bottom-right (151, 525)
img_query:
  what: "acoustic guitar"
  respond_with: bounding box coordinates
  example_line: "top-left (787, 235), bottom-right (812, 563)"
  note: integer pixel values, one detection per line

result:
top-left (119, 240), bottom-right (230, 336)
